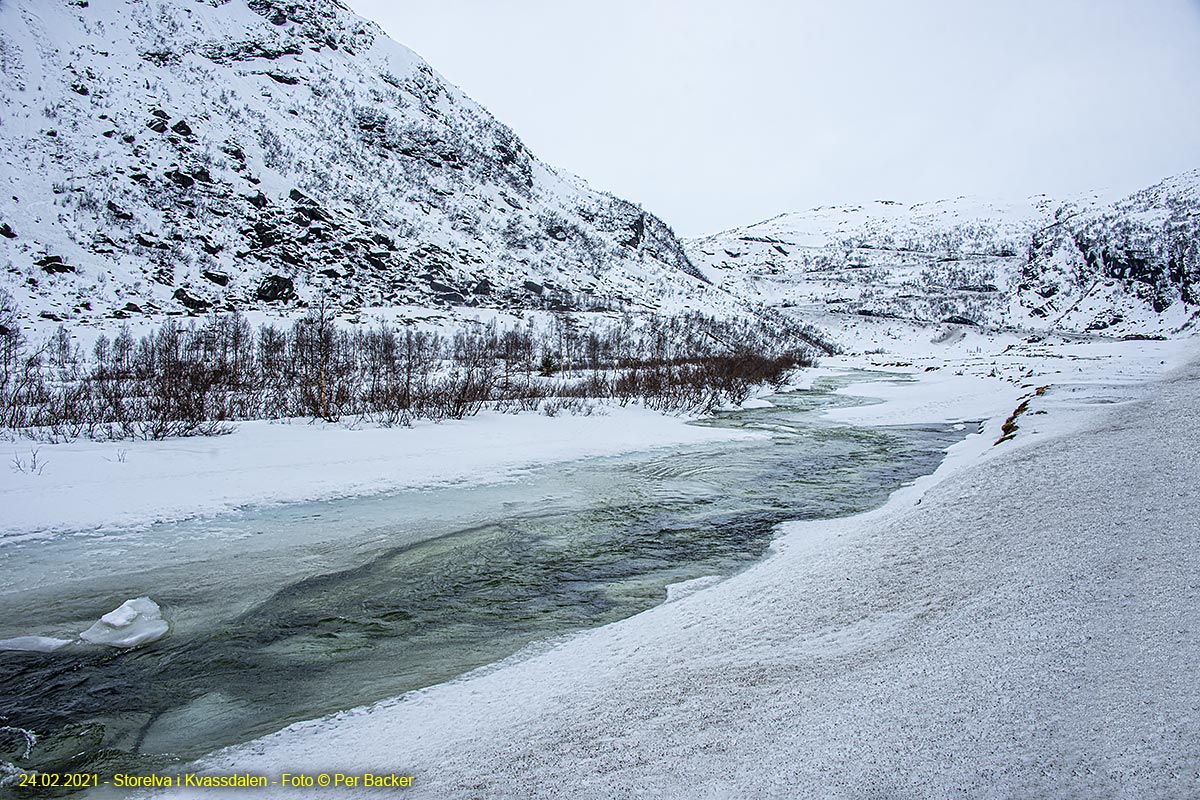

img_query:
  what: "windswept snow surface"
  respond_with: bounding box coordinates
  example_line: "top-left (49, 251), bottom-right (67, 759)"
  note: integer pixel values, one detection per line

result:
top-left (144, 338), bottom-right (1200, 799)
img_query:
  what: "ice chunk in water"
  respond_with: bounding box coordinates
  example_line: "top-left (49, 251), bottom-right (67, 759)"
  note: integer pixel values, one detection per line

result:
top-left (99, 604), bottom-right (139, 628)
top-left (0, 636), bottom-right (73, 653)
top-left (80, 597), bottom-right (168, 648)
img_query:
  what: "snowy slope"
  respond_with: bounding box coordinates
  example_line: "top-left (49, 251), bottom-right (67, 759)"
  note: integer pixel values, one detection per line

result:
top-left (0, 0), bottom-right (729, 329)
top-left (688, 172), bottom-right (1200, 337)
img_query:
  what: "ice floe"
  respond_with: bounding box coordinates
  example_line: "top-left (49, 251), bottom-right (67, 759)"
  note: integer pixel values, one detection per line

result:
top-left (78, 597), bottom-right (168, 649)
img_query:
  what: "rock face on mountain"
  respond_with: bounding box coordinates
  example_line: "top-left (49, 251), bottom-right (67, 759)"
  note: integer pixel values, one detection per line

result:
top-left (0, 0), bottom-right (710, 325)
top-left (688, 172), bottom-right (1200, 338)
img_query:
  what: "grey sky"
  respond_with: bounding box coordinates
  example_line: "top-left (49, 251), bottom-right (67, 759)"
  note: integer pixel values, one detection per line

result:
top-left (344, 0), bottom-right (1200, 237)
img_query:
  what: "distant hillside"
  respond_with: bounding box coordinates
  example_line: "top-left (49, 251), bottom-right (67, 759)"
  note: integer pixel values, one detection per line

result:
top-left (687, 171), bottom-right (1200, 338)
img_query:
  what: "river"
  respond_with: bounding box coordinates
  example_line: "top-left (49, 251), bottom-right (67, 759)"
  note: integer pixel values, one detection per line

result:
top-left (0, 373), bottom-right (968, 791)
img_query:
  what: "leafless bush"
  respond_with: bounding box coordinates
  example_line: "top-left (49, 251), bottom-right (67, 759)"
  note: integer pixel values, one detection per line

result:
top-left (0, 299), bottom-right (817, 440)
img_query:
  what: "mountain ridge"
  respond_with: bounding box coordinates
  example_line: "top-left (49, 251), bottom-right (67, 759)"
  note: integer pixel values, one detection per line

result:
top-left (0, 0), bottom-right (719, 330)
top-left (1, 0), bottom-right (1195, 344)
top-left (686, 170), bottom-right (1200, 338)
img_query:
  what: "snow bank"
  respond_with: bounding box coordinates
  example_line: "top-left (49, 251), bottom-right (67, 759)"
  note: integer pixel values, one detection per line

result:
top-left (0, 406), bottom-right (756, 540)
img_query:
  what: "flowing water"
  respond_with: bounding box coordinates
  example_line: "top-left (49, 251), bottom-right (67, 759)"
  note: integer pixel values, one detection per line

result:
top-left (0, 375), bottom-right (970, 791)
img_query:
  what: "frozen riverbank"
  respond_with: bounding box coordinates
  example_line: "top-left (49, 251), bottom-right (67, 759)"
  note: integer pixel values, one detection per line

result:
top-left (148, 339), bottom-right (1200, 799)
top-left (5, 330), bottom-right (1188, 542)
top-left (0, 406), bottom-right (758, 541)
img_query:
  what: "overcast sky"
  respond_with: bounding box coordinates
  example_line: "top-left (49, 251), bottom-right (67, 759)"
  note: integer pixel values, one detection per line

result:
top-left (344, 0), bottom-right (1200, 237)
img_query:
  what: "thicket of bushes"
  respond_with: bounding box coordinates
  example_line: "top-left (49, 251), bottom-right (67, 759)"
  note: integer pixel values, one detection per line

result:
top-left (0, 291), bottom-right (819, 441)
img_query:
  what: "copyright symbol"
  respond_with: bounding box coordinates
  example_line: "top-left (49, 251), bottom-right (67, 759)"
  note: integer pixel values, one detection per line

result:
top-left (317, 774), bottom-right (330, 787)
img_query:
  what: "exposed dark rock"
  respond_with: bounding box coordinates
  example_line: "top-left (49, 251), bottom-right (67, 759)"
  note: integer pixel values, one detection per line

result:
top-left (171, 120), bottom-right (193, 136)
top-left (202, 269), bottom-right (230, 286)
top-left (247, 191), bottom-right (268, 209)
top-left (620, 214), bottom-right (645, 248)
top-left (267, 72), bottom-right (299, 85)
top-left (249, 0), bottom-right (290, 26)
top-left (523, 280), bottom-right (544, 295)
top-left (141, 50), bottom-right (180, 67)
top-left (36, 255), bottom-right (75, 274)
top-left (0, 223), bottom-right (15, 239)
top-left (165, 169), bottom-right (195, 189)
top-left (427, 280), bottom-right (457, 294)
top-left (278, 249), bottom-right (303, 266)
top-left (942, 315), bottom-right (979, 326)
top-left (295, 205), bottom-right (329, 222)
top-left (256, 274), bottom-right (295, 302)
top-left (147, 119), bottom-right (168, 133)
top-left (106, 201), bottom-right (133, 221)
top-left (203, 40), bottom-right (304, 64)
top-left (173, 287), bottom-right (211, 311)
top-left (472, 278), bottom-right (492, 295)
top-left (1085, 311), bottom-right (1123, 331)
top-left (250, 220), bottom-right (282, 247)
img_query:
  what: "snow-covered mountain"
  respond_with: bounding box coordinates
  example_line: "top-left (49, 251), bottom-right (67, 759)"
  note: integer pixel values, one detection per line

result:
top-left (0, 0), bottom-right (723, 327)
top-left (688, 171), bottom-right (1200, 337)
top-left (3, 0), bottom-right (1194, 344)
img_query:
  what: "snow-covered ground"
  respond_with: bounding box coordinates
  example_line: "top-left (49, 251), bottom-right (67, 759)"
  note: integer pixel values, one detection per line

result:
top-left (117, 328), bottom-right (1199, 799)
